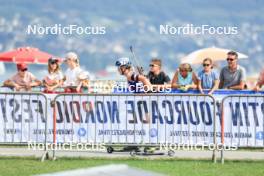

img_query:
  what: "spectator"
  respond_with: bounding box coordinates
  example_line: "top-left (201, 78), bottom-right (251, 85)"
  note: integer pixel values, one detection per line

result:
top-left (64, 52), bottom-right (90, 93)
top-left (171, 63), bottom-right (198, 91)
top-left (43, 57), bottom-right (64, 93)
top-left (253, 69), bottom-right (264, 91)
top-left (115, 57), bottom-right (151, 93)
top-left (198, 58), bottom-right (219, 95)
top-left (3, 63), bottom-right (41, 91)
top-left (147, 58), bottom-right (171, 91)
top-left (219, 51), bottom-right (246, 90)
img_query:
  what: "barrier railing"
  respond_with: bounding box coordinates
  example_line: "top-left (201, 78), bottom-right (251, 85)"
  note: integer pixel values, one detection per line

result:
top-left (52, 93), bottom-right (217, 161)
top-left (0, 92), bottom-right (48, 160)
top-left (221, 95), bottom-right (264, 163)
top-left (1, 91), bottom-right (263, 162)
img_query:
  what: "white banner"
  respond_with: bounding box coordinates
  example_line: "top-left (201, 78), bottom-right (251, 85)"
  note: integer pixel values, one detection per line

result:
top-left (0, 93), bottom-right (263, 148)
top-left (53, 94), bottom-right (219, 145)
top-left (0, 93), bottom-right (47, 143)
top-left (222, 96), bottom-right (264, 147)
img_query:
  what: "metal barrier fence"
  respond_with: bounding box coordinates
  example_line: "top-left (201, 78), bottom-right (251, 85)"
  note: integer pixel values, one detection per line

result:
top-left (221, 95), bottom-right (264, 163)
top-left (1, 91), bottom-right (263, 162)
top-left (52, 93), bottom-right (217, 160)
top-left (0, 92), bottom-right (48, 160)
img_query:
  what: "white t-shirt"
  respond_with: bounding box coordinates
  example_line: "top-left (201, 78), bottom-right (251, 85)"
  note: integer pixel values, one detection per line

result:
top-left (46, 71), bottom-right (64, 81)
top-left (44, 71), bottom-right (64, 85)
top-left (64, 67), bottom-right (83, 86)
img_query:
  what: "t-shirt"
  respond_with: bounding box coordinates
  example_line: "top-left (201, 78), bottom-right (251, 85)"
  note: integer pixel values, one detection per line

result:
top-left (198, 70), bottom-right (219, 89)
top-left (219, 65), bottom-right (246, 89)
top-left (147, 71), bottom-right (170, 85)
top-left (46, 71), bottom-right (64, 81)
top-left (257, 69), bottom-right (264, 85)
top-left (10, 71), bottom-right (37, 85)
top-left (44, 71), bottom-right (64, 86)
top-left (64, 67), bottom-right (83, 86)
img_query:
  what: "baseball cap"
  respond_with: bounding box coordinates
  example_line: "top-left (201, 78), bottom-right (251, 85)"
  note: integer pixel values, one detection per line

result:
top-left (48, 57), bottom-right (59, 64)
top-left (65, 52), bottom-right (78, 61)
top-left (17, 63), bottom-right (28, 71)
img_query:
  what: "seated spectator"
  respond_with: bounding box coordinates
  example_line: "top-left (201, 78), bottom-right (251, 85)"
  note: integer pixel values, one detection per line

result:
top-left (198, 58), bottom-right (219, 95)
top-left (3, 63), bottom-right (41, 91)
top-left (115, 57), bottom-right (151, 93)
top-left (171, 63), bottom-right (198, 91)
top-left (219, 51), bottom-right (246, 90)
top-left (43, 57), bottom-right (64, 93)
top-left (253, 68), bottom-right (264, 91)
top-left (147, 58), bottom-right (171, 91)
top-left (64, 52), bottom-right (90, 93)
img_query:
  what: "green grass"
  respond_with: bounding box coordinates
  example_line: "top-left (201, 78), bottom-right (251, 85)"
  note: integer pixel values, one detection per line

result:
top-left (0, 157), bottom-right (263, 176)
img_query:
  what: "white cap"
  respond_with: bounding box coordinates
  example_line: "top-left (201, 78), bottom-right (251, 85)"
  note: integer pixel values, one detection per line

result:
top-left (115, 57), bottom-right (131, 67)
top-left (65, 52), bottom-right (78, 61)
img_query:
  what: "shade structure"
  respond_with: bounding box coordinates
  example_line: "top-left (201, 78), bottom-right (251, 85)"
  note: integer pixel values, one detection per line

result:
top-left (0, 47), bottom-right (62, 64)
top-left (181, 47), bottom-right (248, 64)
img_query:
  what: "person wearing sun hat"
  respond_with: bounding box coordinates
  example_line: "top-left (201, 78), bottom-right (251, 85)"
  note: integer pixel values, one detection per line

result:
top-left (3, 63), bottom-right (41, 91)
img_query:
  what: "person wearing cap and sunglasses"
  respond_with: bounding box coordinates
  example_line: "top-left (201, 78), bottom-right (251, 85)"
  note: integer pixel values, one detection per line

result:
top-left (3, 63), bottom-right (41, 91)
top-left (253, 68), bottom-right (264, 92)
top-left (115, 57), bottom-right (151, 93)
top-left (197, 58), bottom-right (219, 95)
top-left (147, 58), bottom-right (171, 91)
top-left (171, 63), bottom-right (198, 91)
top-left (64, 52), bottom-right (90, 93)
top-left (43, 57), bottom-right (64, 93)
top-left (219, 51), bottom-right (247, 90)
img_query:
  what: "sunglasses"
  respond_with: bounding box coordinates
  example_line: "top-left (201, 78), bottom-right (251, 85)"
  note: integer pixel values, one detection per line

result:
top-left (50, 61), bottom-right (57, 65)
top-left (19, 69), bottom-right (27, 72)
top-left (149, 64), bottom-right (159, 67)
top-left (227, 58), bottom-right (235, 61)
top-left (203, 64), bottom-right (210, 67)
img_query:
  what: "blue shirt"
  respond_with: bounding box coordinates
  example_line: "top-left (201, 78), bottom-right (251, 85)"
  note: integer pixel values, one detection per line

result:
top-left (198, 70), bottom-right (219, 89)
top-left (177, 72), bottom-right (193, 86)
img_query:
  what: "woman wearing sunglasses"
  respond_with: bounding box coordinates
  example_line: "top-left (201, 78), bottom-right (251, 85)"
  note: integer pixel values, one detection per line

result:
top-left (43, 57), bottom-right (64, 93)
top-left (171, 63), bottom-right (198, 91)
top-left (197, 58), bottom-right (219, 95)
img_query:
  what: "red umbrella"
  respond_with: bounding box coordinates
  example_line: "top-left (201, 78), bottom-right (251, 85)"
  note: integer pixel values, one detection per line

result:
top-left (0, 47), bottom-right (62, 64)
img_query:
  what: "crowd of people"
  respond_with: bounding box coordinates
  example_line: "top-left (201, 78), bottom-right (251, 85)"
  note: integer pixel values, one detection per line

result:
top-left (3, 52), bottom-right (90, 93)
top-left (116, 51), bottom-right (263, 94)
top-left (2, 50), bottom-right (264, 94)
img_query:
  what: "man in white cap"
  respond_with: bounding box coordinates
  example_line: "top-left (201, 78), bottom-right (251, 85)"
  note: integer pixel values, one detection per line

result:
top-left (64, 52), bottom-right (90, 93)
